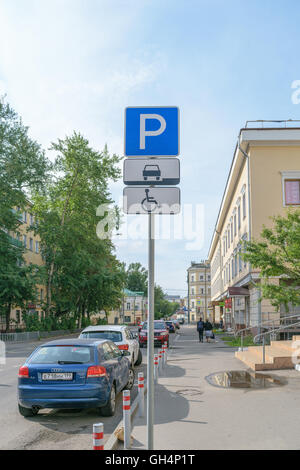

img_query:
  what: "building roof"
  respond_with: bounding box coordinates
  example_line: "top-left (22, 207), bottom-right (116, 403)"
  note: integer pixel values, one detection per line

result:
top-left (123, 288), bottom-right (145, 297)
top-left (207, 125), bottom-right (300, 261)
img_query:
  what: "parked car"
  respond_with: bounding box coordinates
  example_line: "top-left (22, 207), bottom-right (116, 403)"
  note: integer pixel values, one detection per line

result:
top-left (79, 325), bottom-right (142, 367)
top-left (18, 338), bottom-right (134, 418)
top-left (179, 318), bottom-right (185, 324)
top-left (165, 321), bottom-right (176, 333)
top-left (139, 320), bottom-right (169, 348)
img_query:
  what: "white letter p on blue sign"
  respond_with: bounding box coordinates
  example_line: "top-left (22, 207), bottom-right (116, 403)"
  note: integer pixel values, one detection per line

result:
top-left (140, 114), bottom-right (166, 150)
top-left (125, 106), bottom-right (179, 157)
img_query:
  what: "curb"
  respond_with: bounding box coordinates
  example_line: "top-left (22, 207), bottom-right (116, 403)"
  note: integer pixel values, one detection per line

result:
top-left (104, 384), bottom-right (148, 450)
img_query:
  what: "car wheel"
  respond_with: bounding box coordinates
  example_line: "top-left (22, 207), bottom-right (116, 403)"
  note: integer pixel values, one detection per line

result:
top-left (125, 368), bottom-right (135, 390)
top-left (100, 384), bottom-right (116, 417)
top-left (135, 349), bottom-right (142, 366)
top-left (18, 404), bottom-right (39, 418)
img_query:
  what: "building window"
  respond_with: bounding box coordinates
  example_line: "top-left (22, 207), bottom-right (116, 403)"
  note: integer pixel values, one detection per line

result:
top-left (284, 179), bottom-right (300, 205)
top-left (124, 316), bottom-right (131, 323)
top-left (234, 214), bottom-right (237, 236)
top-left (242, 193), bottom-right (246, 219)
top-left (239, 249), bottom-right (242, 272)
top-left (230, 220), bottom-right (233, 243)
top-left (238, 205), bottom-right (241, 229)
top-left (191, 275), bottom-right (194, 282)
top-left (191, 288), bottom-right (195, 295)
top-left (23, 211), bottom-right (27, 223)
top-left (200, 275), bottom-right (204, 281)
top-left (29, 238), bottom-right (33, 251)
top-left (16, 310), bottom-right (21, 323)
top-left (126, 302), bottom-right (130, 310)
top-left (234, 255), bottom-right (237, 277)
top-left (35, 241), bottom-right (39, 253)
top-left (23, 235), bottom-right (27, 248)
top-left (30, 214), bottom-right (34, 225)
top-left (227, 229), bottom-right (230, 248)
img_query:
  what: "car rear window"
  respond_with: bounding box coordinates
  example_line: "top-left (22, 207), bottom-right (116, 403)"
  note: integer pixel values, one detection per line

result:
top-left (28, 346), bottom-right (93, 364)
top-left (143, 322), bottom-right (166, 330)
top-left (81, 331), bottom-right (123, 342)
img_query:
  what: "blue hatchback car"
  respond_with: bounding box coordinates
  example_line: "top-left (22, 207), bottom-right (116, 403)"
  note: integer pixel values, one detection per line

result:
top-left (18, 338), bottom-right (134, 418)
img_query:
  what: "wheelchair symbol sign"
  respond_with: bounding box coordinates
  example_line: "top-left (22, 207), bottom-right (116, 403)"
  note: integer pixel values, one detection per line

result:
top-left (123, 187), bottom-right (180, 214)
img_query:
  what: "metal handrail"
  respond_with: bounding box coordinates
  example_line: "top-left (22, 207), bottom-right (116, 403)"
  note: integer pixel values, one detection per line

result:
top-left (253, 320), bottom-right (300, 364)
top-left (235, 313), bottom-right (300, 351)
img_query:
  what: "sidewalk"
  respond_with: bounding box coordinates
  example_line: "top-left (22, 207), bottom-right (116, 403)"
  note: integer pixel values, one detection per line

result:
top-left (129, 325), bottom-right (300, 450)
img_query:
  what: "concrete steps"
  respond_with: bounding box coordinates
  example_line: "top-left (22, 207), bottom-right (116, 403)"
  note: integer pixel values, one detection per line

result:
top-left (235, 335), bottom-right (300, 371)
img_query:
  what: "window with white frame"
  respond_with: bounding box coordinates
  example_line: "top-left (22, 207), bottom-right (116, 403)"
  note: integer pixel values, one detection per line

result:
top-left (282, 172), bottom-right (300, 206)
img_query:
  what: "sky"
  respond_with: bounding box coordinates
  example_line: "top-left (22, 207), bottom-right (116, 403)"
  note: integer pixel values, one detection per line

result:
top-left (1, 0), bottom-right (300, 297)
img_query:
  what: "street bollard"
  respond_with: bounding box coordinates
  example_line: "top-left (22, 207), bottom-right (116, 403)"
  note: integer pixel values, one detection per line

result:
top-left (138, 372), bottom-right (145, 417)
top-left (154, 354), bottom-right (158, 384)
top-left (160, 348), bottom-right (165, 370)
top-left (123, 390), bottom-right (131, 449)
top-left (93, 422), bottom-right (104, 450)
top-left (158, 349), bottom-right (162, 372)
top-left (164, 342), bottom-right (168, 365)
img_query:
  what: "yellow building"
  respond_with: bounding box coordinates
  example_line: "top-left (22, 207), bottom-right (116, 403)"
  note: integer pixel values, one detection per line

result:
top-left (208, 121), bottom-right (300, 330)
top-left (3, 205), bottom-right (46, 329)
top-left (187, 261), bottom-right (211, 322)
top-left (95, 289), bottom-right (148, 325)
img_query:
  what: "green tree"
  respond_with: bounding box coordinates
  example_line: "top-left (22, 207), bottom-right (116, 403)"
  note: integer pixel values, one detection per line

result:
top-left (32, 132), bottom-right (124, 324)
top-left (0, 96), bottom-right (48, 233)
top-left (0, 231), bottom-right (39, 331)
top-left (242, 210), bottom-right (300, 311)
top-left (126, 262), bottom-right (148, 295)
top-left (0, 96), bottom-right (49, 330)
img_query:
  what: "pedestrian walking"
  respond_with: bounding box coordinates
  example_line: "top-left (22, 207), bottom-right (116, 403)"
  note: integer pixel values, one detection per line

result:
top-left (196, 318), bottom-right (204, 343)
top-left (204, 319), bottom-right (214, 342)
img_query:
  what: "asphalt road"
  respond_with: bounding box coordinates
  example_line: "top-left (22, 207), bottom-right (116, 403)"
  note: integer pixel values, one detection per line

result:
top-left (0, 328), bottom-right (177, 450)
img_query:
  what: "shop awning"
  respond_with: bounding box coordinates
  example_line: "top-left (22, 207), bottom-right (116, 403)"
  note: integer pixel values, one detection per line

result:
top-left (227, 287), bottom-right (249, 297)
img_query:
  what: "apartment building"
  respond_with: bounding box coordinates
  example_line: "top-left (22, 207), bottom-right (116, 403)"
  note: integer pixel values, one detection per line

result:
top-left (2, 205), bottom-right (46, 330)
top-left (187, 261), bottom-right (211, 322)
top-left (208, 121), bottom-right (300, 330)
top-left (105, 288), bottom-right (148, 325)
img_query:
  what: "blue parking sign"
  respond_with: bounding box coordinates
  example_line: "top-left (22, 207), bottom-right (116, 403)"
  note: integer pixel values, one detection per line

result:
top-left (125, 106), bottom-right (179, 157)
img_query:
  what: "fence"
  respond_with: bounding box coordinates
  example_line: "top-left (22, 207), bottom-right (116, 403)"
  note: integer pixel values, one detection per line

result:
top-left (0, 329), bottom-right (82, 342)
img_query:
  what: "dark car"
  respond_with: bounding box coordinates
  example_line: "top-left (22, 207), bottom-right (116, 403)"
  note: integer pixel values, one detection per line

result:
top-left (143, 164), bottom-right (161, 181)
top-left (18, 338), bottom-right (134, 418)
top-left (165, 321), bottom-right (176, 333)
top-left (139, 320), bottom-right (169, 348)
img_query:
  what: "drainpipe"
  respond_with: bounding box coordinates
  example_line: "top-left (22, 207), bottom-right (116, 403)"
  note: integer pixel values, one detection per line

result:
top-left (237, 139), bottom-right (260, 331)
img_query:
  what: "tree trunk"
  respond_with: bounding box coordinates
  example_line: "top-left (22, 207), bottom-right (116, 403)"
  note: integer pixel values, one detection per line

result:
top-left (46, 170), bottom-right (79, 316)
top-left (5, 303), bottom-right (11, 333)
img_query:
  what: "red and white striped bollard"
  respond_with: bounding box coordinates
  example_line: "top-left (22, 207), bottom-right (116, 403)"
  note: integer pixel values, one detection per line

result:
top-left (93, 422), bottom-right (104, 450)
top-left (138, 372), bottom-right (145, 417)
top-left (123, 389), bottom-right (131, 449)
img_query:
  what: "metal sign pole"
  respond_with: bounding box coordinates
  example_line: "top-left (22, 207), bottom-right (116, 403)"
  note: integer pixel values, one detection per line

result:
top-left (147, 211), bottom-right (155, 450)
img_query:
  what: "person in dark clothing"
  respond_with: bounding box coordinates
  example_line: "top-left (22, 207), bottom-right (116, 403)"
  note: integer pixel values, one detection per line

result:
top-left (197, 318), bottom-right (204, 342)
top-left (204, 320), bottom-right (214, 342)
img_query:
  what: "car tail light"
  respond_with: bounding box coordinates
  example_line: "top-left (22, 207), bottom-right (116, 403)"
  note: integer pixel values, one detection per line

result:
top-left (18, 366), bottom-right (29, 378)
top-left (118, 344), bottom-right (129, 350)
top-left (87, 366), bottom-right (107, 378)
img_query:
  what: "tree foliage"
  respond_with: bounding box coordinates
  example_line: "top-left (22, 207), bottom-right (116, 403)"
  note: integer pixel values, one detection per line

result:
top-left (125, 262), bottom-right (148, 294)
top-left (32, 132), bottom-right (125, 325)
top-left (242, 210), bottom-right (300, 311)
top-left (0, 96), bottom-right (49, 330)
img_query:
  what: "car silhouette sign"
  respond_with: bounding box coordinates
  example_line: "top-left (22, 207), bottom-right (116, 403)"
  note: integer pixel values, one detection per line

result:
top-left (123, 158), bottom-right (180, 186)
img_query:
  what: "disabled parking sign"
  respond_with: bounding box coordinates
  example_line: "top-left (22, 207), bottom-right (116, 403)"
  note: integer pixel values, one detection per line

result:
top-left (125, 107), bottom-right (179, 157)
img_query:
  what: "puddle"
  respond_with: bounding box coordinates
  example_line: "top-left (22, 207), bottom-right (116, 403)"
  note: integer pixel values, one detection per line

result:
top-left (206, 370), bottom-right (286, 389)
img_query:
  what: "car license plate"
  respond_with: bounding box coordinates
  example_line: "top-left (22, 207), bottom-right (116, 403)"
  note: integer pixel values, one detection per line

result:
top-left (42, 372), bottom-right (73, 381)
